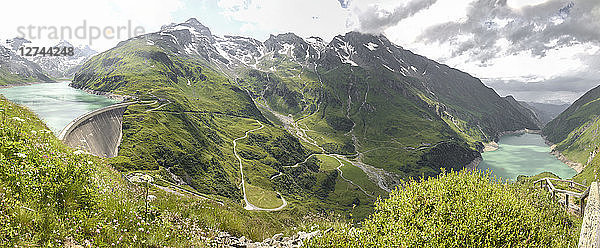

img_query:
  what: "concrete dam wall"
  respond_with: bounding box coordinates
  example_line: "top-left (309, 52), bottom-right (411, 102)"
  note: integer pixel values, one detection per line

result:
top-left (58, 102), bottom-right (136, 158)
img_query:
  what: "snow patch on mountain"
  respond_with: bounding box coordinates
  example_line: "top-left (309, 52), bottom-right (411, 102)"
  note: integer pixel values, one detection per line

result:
top-left (364, 42), bottom-right (379, 51)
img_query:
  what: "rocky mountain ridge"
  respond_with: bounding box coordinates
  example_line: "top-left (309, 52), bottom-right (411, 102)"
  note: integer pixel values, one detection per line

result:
top-left (0, 38), bottom-right (52, 85)
top-left (29, 40), bottom-right (97, 79)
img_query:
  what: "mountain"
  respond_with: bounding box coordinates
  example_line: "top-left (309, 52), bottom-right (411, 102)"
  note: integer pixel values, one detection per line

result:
top-left (4, 37), bottom-right (31, 51)
top-left (71, 18), bottom-right (539, 215)
top-left (0, 38), bottom-right (53, 85)
top-left (235, 31), bottom-right (539, 178)
top-left (503, 96), bottom-right (542, 128)
top-left (543, 84), bottom-right (600, 184)
top-left (521, 101), bottom-right (570, 126)
top-left (31, 40), bottom-right (97, 79)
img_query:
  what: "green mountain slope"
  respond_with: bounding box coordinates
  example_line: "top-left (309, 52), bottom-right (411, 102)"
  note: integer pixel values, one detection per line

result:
top-left (544, 85), bottom-right (600, 144)
top-left (237, 31), bottom-right (537, 181)
top-left (521, 101), bottom-right (570, 126)
top-left (504, 95), bottom-right (542, 128)
top-left (543, 84), bottom-right (600, 184)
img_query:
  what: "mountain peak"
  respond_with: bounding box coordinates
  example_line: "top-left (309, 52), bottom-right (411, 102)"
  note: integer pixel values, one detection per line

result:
top-left (265, 33), bottom-right (304, 43)
top-left (5, 37), bottom-right (31, 51)
top-left (161, 18), bottom-right (212, 37)
top-left (185, 18), bottom-right (205, 28)
top-left (56, 40), bottom-right (74, 47)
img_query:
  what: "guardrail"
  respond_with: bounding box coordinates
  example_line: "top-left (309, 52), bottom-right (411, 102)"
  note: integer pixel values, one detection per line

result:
top-left (533, 177), bottom-right (590, 215)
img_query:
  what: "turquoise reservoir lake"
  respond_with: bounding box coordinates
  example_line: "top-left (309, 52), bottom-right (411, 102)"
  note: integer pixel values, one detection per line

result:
top-left (479, 133), bottom-right (576, 181)
top-left (0, 82), bottom-right (117, 134)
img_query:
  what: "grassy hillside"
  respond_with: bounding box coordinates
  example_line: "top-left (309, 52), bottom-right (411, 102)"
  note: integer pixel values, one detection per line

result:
top-left (236, 44), bottom-right (482, 181)
top-left (302, 64), bottom-right (479, 178)
top-left (0, 69), bottom-right (46, 86)
top-left (544, 85), bottom-right (600, 144)
top-left (504, 95), bottom-right (542, 128)
top-left (0, 96), bottom-right (348, 246)
top-left (543, 85), bottom-right (600, 185)
top-left (307, 170), bottom-right (580, 247)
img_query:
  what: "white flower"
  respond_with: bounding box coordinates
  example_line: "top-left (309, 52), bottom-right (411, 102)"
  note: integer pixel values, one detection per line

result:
top-left (11, 117), bottom-right (24, 122)
top-left (14, 153), bottom-right (26, 158)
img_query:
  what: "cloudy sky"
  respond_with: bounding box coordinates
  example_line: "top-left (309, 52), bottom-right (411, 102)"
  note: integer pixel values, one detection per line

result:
top-left (1, 0), bottom-right (598, 103)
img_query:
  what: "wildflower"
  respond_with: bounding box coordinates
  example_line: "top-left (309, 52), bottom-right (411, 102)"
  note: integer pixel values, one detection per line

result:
top-left (14, 153), bottom-right (26, 158)
top-left (11, 117), bottom-right (24, 122)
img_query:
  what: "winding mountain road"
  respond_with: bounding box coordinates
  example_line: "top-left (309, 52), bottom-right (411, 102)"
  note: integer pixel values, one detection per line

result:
top-left (233, 120), bottom-right (288, 211)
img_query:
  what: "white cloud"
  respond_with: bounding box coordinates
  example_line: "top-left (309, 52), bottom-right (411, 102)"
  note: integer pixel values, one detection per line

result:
top-left (445, 42), bottom-right (597, 82)
top-left (217, 0), bottom-right (350, 40)
top-left (506, 0), bottom-right (551, 9)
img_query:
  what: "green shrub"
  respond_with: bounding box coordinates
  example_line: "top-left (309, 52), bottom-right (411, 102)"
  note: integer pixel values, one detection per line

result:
top-left (307, 170), bottom-right (579, 247)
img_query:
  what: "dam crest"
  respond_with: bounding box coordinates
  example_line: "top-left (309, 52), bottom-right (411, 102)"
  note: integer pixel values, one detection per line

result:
top-left (58, 101), bottom-right (137, 158)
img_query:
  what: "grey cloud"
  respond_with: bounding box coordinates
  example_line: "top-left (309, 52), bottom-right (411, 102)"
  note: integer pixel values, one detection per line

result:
top-left (408, 0), bottom-right (600, 103)
top-left (354, 0), bottom-right (438, 33)
top-left (479, 48), bottom-right (600, 103)
top-left (484, 77), bottom-right (596, 92)
top-left (483, 75), bottom-right (600, 103)
top-left (418, 0), bottom-right (600, 61)
top-left (352, 0), bottom-right (600, 103)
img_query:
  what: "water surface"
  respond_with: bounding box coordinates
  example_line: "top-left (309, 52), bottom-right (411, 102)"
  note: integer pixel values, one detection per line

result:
top-left (479, 133), bottom-right (576, 181)
top-left (0, 82), bottom-right (117, 134)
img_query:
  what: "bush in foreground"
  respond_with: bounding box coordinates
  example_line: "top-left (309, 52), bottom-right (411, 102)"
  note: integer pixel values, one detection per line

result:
top-left (307, 170), bottom-right (580, 247)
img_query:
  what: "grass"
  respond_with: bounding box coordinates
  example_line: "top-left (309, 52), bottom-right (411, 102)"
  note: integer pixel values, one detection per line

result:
top-left (244, 183), bottom-right (283, 209)
top-left (542, 85), bottom-right (600, 186)
top-left (574, 154), bottom-right (600, 186)
top-left (337, 159), bottom-right (388, 198)
top-left (64, 28), bottom-right (543, 238)
top-left (316, 154), bottom-right (339, 171)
